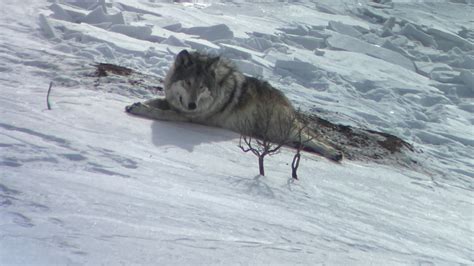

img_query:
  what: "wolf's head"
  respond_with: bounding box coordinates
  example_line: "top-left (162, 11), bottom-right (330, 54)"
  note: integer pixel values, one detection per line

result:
top-left (165, 50), bottom-right (219, 114)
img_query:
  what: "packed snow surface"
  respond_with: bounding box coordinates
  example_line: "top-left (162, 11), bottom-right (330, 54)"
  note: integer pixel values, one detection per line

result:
top-left (1, 0), bottom-right (473, 264)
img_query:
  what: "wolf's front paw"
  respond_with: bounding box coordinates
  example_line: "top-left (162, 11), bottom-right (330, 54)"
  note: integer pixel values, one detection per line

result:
top-left (125, 102), bottom-right (144, 113)
top-left (330, 151), bottom-right (343, 162)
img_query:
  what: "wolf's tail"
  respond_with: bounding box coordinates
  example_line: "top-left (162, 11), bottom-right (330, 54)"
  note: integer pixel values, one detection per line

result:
top-left (290, 125), bottom-right (343, 162)
top-left (301, 139), bottom-right (343, 162)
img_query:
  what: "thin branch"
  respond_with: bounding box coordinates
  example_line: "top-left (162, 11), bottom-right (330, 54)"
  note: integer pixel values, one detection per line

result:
top-left (289, 113), bottom-right (315, 180)
top-left (239, 136), bottom-right (252, 152)
top-left (46, 81), bottom-right (53, 110)
top-left (291, 153), bottom-right (301, 180)
top-left (267, 142), bottom-right (287, 154)
top-left (239, 135), bottom-right (261, 156)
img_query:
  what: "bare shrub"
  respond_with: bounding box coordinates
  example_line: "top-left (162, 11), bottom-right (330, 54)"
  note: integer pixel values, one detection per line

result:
top-left (291, 114), bottom-right (314, 180)
top-left (238, 104), bottom-right (296, 176)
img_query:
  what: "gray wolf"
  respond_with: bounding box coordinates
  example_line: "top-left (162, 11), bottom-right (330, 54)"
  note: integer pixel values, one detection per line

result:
top-left (126, 50), bottom-right (343, 161)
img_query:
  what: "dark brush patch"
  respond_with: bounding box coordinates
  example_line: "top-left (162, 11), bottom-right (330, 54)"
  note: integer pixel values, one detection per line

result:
top-left (94, 63), bottom-right (133, 77)
top-left (301, 112), bottom-right (417, 164)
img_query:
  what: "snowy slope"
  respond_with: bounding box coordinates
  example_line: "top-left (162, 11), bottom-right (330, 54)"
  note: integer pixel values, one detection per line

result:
top-left (1, 0), bottom-right (473, 265)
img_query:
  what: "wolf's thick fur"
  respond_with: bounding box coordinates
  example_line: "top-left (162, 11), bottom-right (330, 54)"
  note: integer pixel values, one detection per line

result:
top-left (126, 50), bottom-right (342, 161)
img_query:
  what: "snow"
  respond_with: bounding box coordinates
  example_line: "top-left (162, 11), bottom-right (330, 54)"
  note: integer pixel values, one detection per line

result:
top-left (182, 24), bottom-right (234, 42)
top-left (326, 33), bottom-right (416, 71)
top-left (82, 6), bottom-right (126, 25)
top-left (328, 20), bottom-right (363, 38)
top-left (1, 0), bottom-right (473, 265)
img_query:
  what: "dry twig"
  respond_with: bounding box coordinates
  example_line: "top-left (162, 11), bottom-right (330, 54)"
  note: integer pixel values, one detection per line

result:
top-left (46, 81), bottom-right (53, 110)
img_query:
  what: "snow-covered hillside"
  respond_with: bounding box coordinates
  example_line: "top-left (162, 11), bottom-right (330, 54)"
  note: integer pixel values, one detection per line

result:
top-left (1, 0), bottom-right (473, 264)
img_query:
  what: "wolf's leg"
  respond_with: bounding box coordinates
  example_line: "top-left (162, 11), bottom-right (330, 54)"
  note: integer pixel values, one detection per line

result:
top-left (143, 98), bottom-right (171, 110)
top-left (125, 101), bottom-right (190, 122)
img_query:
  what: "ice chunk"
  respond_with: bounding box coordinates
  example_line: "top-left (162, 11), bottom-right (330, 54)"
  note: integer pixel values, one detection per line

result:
top-left (162, 35), bottom-right (189, 47)
top-left (382, 17), bottom-right (396, 32)
top-left (183, 24), bottom-right (233, 41)
top-left (51, 4), bottom-right (89, 22)
top-left (275, 60), bottom-right (318, 80)
top-left (251, 56), bottom-right (273, 69)
top-left (184, 38), bottom-right (220, 53)
top-left (380, 17), bottom-right (397, 37)
top-left (116, 2), bottom-right (162, 18)
top-left (400, 23), bottom-right (437, 48)
top-left (382, 39), bottom-right (411, 58)
top-left (50, 4), bottom-right (74, 22)
top-left (109, 25), bottom-right (152, 40)
top-left (328, 21), bottom-right (362, 38)
top-left (356, 7), bottom-right (389, 23)
top-left (285, 35), bottom-right (325, 50)
top-left (367, 1), bottom-right (393, 9)
top-left (243, 37), bottom-right (273, 52)
top-left (48, 17), bottom-right (170, 55)
top-left (430, 70), bottom-right (462, 84)
top-left (414, 61), bottom-right (452, 77)
top-left (457, 56), bottom-right (474, 70)
top-left (252, 32), bottom-right (284, 44)
top-left (380, 28), bottom-right (393, 38)
top-left (326, 33), bottom-right (415, 71)
top-left (308, 30), bottom-right (331, 39)
top-left (460, 70), bottom-right (474, 90)
top-left (38, 14), bottom-right (56, 39)
top-left (65, 0), bottom-right (100, 10)
top-left (163, 23), bottom-right (182, 32)
top-left (315, 3), bottom-right (339, 14)
top-left (459, 102), bottom-right (474, 113)
top-left (360, 33), bottom-right (384, 46)
top-left (314, 49), bottom-right (325, 56)
top-left (233, 60), bottom-right (263, 76)
top-left (416, 131), bottom-right (454, 145)
top-left (96, 43), bottom-right (116, 59)
top-left (456, 84), bottom-right (473, 98)
top-left (427, 28), bottom-right (474, 51)
top-left (458, 26), bottom-right (474, 40)
top-left (82, 6), bottom-right (125, 25)
top-left (219, 43), bottom-right (264, 60)
top-left (277, 25), bottom-right (310, 36)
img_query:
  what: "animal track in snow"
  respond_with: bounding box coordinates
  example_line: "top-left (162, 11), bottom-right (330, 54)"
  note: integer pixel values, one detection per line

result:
top-left (5, 212), bottom-right (34, 228)
top-left (0, 183), bottom-right (21, 207)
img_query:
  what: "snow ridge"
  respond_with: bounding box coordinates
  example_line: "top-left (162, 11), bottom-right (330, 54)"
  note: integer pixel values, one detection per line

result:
top-left (1, 0), bottom-right (473, 264)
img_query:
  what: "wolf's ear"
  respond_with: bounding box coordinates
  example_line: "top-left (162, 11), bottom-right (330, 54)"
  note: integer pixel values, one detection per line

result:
top-left (175, 50), bottom-right (193, 68)
top-left (205, 56), bottom-right (220, 70)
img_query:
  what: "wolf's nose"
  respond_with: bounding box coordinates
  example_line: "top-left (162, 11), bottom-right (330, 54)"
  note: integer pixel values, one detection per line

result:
top-left (188, 102), bottom-right (197, 110)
